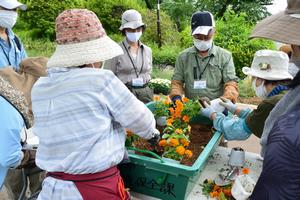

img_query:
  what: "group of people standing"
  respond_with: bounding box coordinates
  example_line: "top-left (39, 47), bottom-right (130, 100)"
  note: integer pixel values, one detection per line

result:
top-left (0, 0), bottom-right (299, 199)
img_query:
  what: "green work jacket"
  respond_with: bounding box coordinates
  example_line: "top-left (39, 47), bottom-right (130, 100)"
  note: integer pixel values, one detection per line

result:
top-left (172, 44), bottom-right (238, 100)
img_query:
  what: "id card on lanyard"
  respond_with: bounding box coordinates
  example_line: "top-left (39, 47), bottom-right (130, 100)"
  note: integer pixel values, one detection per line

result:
top-left (194, 80), bottom-right (207, 89)
top-left (193, 54), bottom-right (212, 90)
top-left (132, 78), bottom-right (144, 86)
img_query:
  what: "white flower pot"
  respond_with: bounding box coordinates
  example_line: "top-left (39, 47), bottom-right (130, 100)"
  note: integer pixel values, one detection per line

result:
top-left (231, 174), bottom-right (255, 200)
top-left (156, 116), bottom-right (167, 126)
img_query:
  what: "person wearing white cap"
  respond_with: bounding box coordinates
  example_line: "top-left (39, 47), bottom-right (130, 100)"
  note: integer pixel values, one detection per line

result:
top-left (200, 50), bottom-right (292, 141)
top-left (241, 0), bottom-right (300, 198)
top-left (0, 0), bottom-right (27, 70)
top-left (170, 11), bottom-right (238, 107)
top-left (105, 9), bottom-right (153, 103)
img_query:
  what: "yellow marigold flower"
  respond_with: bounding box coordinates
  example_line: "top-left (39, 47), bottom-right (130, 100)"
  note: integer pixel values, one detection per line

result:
top-left (182, 115), bottom-right (190, 123)
top-left (184, 150), bottom-right (193, 158)
top-left (153, 95), bottom-right (160, 101)
top-left (158, 139), bottom-right (167, 147)
top-left (169, 138), bottom-right (179, 147)
top-left (242, 167), bottom-right (250, 175)
top-left (175, 129), bottom-right (183, 134)
top-left (163, 97), bottom-right (172, 105)
top-left (167, 118), bottom-right (174, 126)
top-left (176, 146), bottom-right (185, 155)
top-left (182, 97), bottom-right (189, 103)
top-left (180, 139), bottom-right (190, 147)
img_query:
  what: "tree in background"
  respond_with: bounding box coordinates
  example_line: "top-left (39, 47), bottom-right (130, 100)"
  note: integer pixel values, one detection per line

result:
top-left (195, 0), bottom-right (272, 23)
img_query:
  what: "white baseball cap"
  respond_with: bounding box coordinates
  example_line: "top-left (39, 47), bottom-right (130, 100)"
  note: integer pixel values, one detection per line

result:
top-left (0, 0), bottom-right (27, 10)
top-left (242, 50), bottom-right (293, 81)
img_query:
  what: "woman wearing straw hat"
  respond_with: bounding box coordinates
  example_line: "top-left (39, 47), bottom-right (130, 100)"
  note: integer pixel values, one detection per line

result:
top-left (244, 0), bottom-right (300, 198)
top-left (31, 9), bottom-right (160, 200)
top-left (200, 50), bottom-right (292, 141)
top-left (105, 9), bottom-right (154, 103)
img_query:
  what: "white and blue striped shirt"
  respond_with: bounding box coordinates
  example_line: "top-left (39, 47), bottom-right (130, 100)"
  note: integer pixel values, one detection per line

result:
top-left (32, 67), bottom-right (155, 199)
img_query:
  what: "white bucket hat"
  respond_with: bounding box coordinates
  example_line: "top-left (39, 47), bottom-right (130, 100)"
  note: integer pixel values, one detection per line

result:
top-left (0, 0), bottom-right (26, 10)
top-left (119, 9), bottom-right (145, 31)
top-left (47, 9), bottom-right (123, 68)
top-left (242, 50), bottom-right (293, 80)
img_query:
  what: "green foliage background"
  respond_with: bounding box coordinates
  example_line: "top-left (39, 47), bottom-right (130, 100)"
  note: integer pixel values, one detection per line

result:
top-left (16, 0), bottom-right (275, 82)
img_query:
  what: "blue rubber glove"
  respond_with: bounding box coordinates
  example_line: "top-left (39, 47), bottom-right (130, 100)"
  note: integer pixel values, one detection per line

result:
top-left (171, 95), bottom-right (182, 104)
top-left (219, 97), bottom-right (237, 114)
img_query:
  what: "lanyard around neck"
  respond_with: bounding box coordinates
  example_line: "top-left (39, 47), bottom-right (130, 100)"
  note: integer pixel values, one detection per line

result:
top-left (194, 54), bottom-right (212, 80)
top-left (122, 42), bottom-right (144, 78)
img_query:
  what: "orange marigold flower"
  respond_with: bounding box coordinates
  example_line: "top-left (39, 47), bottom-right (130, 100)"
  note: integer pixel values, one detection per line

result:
top-left (182, 115), bottom-right (190, 123)
top-left (169, 138), bottom-right (179, 147)
top-left (175, 100), bottom-right (184, 110)
top-left (175, 129), bottom-right (183, 134)
top-left (184, 150), bottom-right (193, 158)
top-left (180, 139), bottom-right (189, 147)
top-left (166, 118), bottom-right (174, 126)
top-left (210, 191), bottom-right (219, 198)
top-left (158, 139), bottom-right (167, 147)
top-left (222, 188), bottom-right (232, 197)
top-left (182, 97), bottom-right (189, 103)
top-left (175, 146), bottom-right (185, 155)
top-left (213, 185), bottom-right (221, 192)
top-left (242, 167), bottom-right (250, 175)
top-left (153, 95), bottom-right (160, 101)
top-left (126, 129), bottom-right (134, 136)
top-left (169, 107), bottom-right (175, 115)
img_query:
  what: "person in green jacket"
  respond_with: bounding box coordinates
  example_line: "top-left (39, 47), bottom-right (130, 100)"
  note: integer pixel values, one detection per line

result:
top-left (201, 50), bottom-right (293, 140)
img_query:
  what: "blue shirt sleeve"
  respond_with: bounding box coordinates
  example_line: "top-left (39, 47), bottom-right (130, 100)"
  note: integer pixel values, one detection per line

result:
top-left (213, 112), bottom-right (252, 140)
top-left (0, 96), bottom-right (24, 168)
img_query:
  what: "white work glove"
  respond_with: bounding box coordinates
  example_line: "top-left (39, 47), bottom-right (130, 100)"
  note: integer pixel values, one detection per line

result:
top-left (219, 97), bottom-right (237, 114)
top-left (200, 101), bottom-right (216, 119)
top-left (210, 98), bottom-right (225, 113)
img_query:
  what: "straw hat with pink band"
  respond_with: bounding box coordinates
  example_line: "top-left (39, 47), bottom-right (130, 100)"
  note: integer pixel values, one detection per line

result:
top-left (47, 9), bottom-right (123, 68)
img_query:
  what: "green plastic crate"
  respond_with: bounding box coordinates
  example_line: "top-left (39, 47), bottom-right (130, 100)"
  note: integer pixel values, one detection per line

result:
top-left (119, 102), bottom-right (222, 200)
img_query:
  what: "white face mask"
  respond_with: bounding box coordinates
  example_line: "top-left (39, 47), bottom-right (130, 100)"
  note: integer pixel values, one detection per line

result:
top-left (126, 31), bottom-right (142, 43)
top-left (193, 38), bottom-right (213, 51)
top-left (252, 78), bottom-right (268, 99)
top-left (0, 10), bottom-right (18, 29)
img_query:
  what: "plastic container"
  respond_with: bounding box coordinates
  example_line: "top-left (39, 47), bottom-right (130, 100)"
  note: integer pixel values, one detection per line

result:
top-left (231, 175), bottom-right (255, 200)
top-left (119, 101), bottom-right (222, 200)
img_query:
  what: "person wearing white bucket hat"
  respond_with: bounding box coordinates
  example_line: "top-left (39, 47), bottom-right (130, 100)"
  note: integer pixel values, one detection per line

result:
top-left (246, 0), bottom-right (300, 199)
top-left (200, 50), bottom-right (292, 142)
top-left (0, 0), bottom-right (27, 70)
top-left (31, 9), bottom-right (160, 200)
top-left (105, 9), bottom-right (154, 103)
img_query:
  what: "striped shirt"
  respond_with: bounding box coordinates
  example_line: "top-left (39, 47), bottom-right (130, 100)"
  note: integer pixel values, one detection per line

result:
top-left (31, 67), bottom-right (155, 199)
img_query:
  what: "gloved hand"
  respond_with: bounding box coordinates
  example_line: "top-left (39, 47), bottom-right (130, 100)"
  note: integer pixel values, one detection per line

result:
top-left (210, 98), bottom-right (225, 113)
top-left (17, 149), bottom-right (36, 169)
top-left (171, 95), bottom-right (182, 104)
top-left (147, 129), bottom-right (161, 146)
top-left (219, 97), bottom-right (237, 114)
top-left (200, 101), bottom-right (216, 119)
